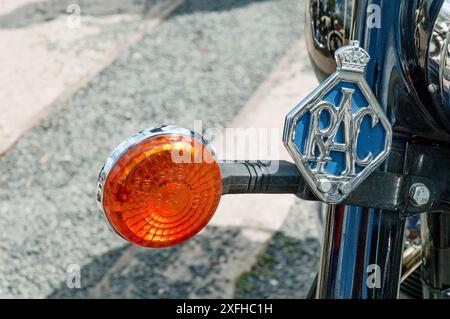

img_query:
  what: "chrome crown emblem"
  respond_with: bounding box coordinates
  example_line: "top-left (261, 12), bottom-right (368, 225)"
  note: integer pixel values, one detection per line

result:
top-left (283, 41), bottom-right (392, 204)
top-left (335, 43), bottom-right (370, 73)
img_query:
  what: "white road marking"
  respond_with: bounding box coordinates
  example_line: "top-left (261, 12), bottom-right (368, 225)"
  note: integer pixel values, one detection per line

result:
top-left (0, 0), bottom-right (184, 155)
top-left (209, 39), bottom-right (319, 242)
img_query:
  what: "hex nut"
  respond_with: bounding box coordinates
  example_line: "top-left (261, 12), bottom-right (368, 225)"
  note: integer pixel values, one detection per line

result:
top-left (409, 183), bottom-right (430, 207)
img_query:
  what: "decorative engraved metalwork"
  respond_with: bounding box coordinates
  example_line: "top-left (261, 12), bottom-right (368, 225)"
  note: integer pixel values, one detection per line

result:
top-left (284, 40), bottom-right (392, 204)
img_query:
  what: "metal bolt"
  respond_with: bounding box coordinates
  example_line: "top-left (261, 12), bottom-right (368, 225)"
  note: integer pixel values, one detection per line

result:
top-left (317, 179), bottom-right (332, 193)
top-left (409, 183), bottom-right (430, 207)
top-left (428, 83), bottom-right (438, 94)
top-left (339, 183), bottom-right (352, 195)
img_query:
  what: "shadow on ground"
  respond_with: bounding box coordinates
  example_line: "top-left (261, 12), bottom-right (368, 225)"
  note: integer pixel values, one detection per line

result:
top-left (0, 0), bottom-right (272, 29)
top-left (47, 226), bottom-right (319, 299)
top-left (172, 0), bottom-right (273, 16)
top-left (48, 226), bottom-right (249, 298)
top-left (234, 232), bottom-right (320, 299)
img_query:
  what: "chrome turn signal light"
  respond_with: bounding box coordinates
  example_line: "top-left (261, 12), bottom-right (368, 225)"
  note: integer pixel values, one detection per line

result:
top-left (97, 126), bottom-right (222, 248)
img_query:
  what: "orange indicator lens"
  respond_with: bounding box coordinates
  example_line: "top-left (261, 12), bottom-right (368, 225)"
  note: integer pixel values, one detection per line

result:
top-left (102, 134), bottom-right (222, 248)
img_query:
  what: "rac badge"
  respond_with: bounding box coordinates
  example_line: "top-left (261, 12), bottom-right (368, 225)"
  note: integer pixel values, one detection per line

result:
top-left (283, 41), bottom-right (392, 204)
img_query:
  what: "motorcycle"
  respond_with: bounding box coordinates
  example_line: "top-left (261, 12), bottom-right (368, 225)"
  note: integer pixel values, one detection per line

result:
top-left (96, 0), bottom-right (450, 299)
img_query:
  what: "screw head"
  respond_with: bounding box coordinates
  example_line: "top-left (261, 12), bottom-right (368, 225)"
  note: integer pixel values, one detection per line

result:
top-left (317, 179), bottom-right (332, 193)
top-left (409, 183), bottom-right (430, 207)
top-left (428, 84), bottom-right (438, 94)
top-left (339, 183), bottom-right (352, 195)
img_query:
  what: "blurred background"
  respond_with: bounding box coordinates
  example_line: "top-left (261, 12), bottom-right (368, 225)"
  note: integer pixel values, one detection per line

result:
top-left (0, 0), bottom-right (322, 298)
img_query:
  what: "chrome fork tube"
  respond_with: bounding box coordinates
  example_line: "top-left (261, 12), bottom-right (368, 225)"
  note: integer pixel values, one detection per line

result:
top-left (315, 0), bottom-right (408, 299)
top-left (317, 205), bottom-right (406, 298)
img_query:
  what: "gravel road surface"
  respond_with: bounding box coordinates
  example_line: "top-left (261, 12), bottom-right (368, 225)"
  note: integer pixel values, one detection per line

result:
top-left (235, 200), bottom-right (321, 299)
top-left (0, 0), bottom-right (314, 298)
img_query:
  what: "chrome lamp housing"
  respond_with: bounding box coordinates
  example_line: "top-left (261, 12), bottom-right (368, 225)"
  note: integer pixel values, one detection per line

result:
top-left (428, 0), bottom-right (450, 127)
